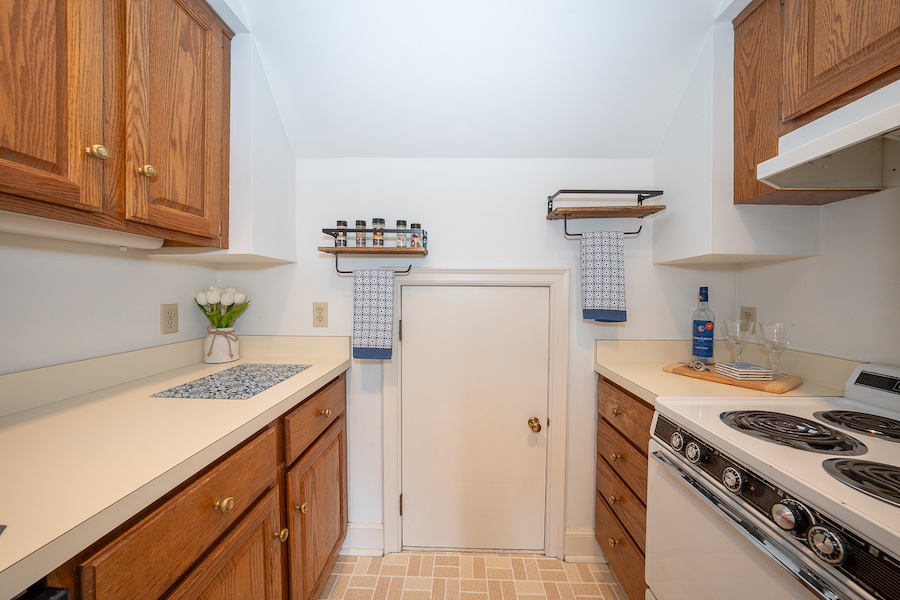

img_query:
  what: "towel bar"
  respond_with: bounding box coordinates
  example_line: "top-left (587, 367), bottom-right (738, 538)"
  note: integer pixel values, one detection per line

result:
top-left (333, 254), bottom-right (413, 276)
top-left (562, 216), bottom-right (642, 238)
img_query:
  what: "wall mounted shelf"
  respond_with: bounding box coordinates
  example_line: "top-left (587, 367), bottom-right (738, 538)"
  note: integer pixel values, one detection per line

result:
top-left (546, 189), bottom-right (665, 237)
top-left (319, 227), bottom-right (428, 274)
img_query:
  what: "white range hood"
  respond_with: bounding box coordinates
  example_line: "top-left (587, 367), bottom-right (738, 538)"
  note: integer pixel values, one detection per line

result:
top-left (757, 80), bottom-right (900, 192)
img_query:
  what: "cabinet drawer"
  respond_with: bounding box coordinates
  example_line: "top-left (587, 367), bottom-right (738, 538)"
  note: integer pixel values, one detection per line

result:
top-left (285, 374), bottom-right (346, 465)
top-left (595, 492), bottom-right (646, 600)
top-left (596, 451), bottom-right (646, 554)
top-left (597, 417), bottom-right (648, 504)
top-left (80, 427), bottom-right (278, 600)
top-left (597, 378), bottom-right (653, 452)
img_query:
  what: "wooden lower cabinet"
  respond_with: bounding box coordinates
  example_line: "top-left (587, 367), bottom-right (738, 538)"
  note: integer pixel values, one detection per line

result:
top-left (167, 486), bottom-right (285, 600)
top-left (286, 416), bottom-right (348, 600)
top-left (594, 377), bottom-right (653, 600)
top-left (48, 373), bottom-right (348, 600)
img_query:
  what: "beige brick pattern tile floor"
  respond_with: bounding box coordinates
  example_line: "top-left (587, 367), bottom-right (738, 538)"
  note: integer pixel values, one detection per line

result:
top-left (320, 553), bottom-right (626, 600)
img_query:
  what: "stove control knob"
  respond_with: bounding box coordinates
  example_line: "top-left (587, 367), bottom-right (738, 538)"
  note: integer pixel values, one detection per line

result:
top-left (670, 431), bottom-right (685, 451)
top-left (685, 441), bottom-right (705, 464)
top-left (807, 526), bottom-right (847, 565)
top-left (722, 467), bottom-right (744, 492)
top-left (771, 499), bottom-right (813, 533)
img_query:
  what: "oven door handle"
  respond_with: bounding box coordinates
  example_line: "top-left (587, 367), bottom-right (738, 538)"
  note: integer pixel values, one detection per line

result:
top-left (650, 449), bottom-right (864, 600)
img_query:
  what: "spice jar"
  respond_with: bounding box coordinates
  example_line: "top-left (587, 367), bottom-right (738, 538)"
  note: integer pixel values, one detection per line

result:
top-left (372, 218), bottom-right (385, 247)
top-left (335, 220), bottom-right (347, 247)
top-left (410, 223), bottom-right (423, 248)
top-left (355, 220), bottom-right (367, 247)
top-left (395, 220), bottom-right (407, 248)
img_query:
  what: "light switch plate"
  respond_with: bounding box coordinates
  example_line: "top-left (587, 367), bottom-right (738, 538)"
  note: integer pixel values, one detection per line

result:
top-left (313, 302), bottom-right (328, 328)
top-left (161, 303), bottom-right (178, 334)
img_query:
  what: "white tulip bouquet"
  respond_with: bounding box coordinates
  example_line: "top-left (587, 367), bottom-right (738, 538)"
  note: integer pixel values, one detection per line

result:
top-left (195, 286), bottom-right (250, 329)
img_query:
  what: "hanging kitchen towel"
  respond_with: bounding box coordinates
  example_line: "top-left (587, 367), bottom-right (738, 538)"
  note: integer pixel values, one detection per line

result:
top-left (352, 269), bottom-right (395, 359)
top-left (581, 231), bottom-right (627, 322)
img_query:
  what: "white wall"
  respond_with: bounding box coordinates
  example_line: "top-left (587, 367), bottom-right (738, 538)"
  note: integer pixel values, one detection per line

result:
top-left (223, 157), bottom-right (737, 540)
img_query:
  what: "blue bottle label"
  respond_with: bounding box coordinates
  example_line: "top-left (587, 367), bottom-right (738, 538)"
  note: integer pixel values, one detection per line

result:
top-left (692, 320), bottom-right (714, 358)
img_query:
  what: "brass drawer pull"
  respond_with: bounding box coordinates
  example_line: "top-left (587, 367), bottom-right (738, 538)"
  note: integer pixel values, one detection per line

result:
top-left (320, 408), bottom-right (332, 417)
top-left (296, 502), bottom-right (309, 514)
top-left (608, 537), bottom-right (619, 549)
top-left (85, 144), bottom-right (109, 160)
top-left (611, 408), bottom-right (623, 417)
top-left (609, 452), bottom-right (621, 462)
top-left (274, 528), bottom-right (289, 542)
top-left (214, 497), bottom-right (235, 514)
top-left (138, 164), bottom-right (158, 178)
top-left (607, 495), bottom-right (619, 505)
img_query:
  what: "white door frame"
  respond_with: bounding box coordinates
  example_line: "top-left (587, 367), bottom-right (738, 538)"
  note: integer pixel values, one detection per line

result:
top-left (382, 268), bottom-right (570, 557)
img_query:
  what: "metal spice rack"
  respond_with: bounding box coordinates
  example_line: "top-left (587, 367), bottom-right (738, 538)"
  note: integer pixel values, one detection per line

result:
top-left (319, 227), bottom-right (428, 275)
top-left (546, 189), bottom-right (665, 237)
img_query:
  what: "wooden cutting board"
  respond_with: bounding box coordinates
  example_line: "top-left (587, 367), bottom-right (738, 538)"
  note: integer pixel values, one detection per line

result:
top-left (662, 363), bottom-right (803, 394)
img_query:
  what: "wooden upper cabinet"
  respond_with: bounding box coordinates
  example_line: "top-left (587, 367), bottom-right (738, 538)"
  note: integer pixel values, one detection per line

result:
top-left (782, 0), bottom-right (900, 122)
top-left (0, 0), bottom-right (104, 212)
top-left (125, 0), bottom-right (229, 240)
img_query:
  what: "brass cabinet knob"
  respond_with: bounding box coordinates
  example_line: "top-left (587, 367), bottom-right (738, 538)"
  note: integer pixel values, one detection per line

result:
top-left (607, 495), bottom-right (619, 505)
top-left (609, 453), bottom-right (621, 462)
top-left (320, 408), bottom-right (332, 417)
top-left (611, 408), bottom-right (623, 417)
top-left (608, 537), bottom-right (619, 549)
top-left (138, 164), bottom-right (158, 178)
top-left (274, 528), bottom-right (289, 543)
top-left (296, 502), bottom-right (309, 514)
top-left (85, 144), bottom-right (110, 160)
top-left (528, 417), bottom-right (542, 433)
top-left (214, 497), bottom-right (235, 514)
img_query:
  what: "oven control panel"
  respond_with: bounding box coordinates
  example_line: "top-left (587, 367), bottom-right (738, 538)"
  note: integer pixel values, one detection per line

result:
top-left (654, 415), bottom-right (900, 600)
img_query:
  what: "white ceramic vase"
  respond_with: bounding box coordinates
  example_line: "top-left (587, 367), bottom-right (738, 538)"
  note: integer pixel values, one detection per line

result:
top-left (203, 326), bottom-right (240, 363)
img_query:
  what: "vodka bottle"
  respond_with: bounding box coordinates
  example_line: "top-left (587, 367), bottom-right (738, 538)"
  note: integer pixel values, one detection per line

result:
top-left (691, 287), bottom-right (715, 365)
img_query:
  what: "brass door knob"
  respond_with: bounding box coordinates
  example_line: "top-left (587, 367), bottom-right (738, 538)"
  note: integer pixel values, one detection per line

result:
top-left (609, 453), bottom-right (621, 462)
top-left (274, 528), bottom-right (289, 543)
top-left (214, 497), bottom-right (235, 514)
top-left (528, 417), bottom-right (542, 433)
top-left (320, 408), bottom-right (332, 417)
top-left (611, 408), bottom-right (623, 417)
top-left (85, 144), bottom-right (109, 160)
top-left (608, 537), bottom-right (619, 549)
top-left (138, 164), bottom-right (158, 178)
top-left (296, 502), bottom-right (309, 514)
top-left (607, 495), bottom-right (619, 505)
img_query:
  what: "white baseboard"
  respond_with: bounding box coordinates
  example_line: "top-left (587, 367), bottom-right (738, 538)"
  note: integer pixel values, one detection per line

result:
top-left (341, 522), bottom-right (385, 556)
top-left (339, 524), bottom-right (606, 562)
top-left (563, 528), bottom-right (606, 564)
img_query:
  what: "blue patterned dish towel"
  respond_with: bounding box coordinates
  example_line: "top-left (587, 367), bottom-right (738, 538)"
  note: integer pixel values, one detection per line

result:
top-left (581, 231), bottom-right (626, 322)
top-left (353, 269), bottom-right (395, 359)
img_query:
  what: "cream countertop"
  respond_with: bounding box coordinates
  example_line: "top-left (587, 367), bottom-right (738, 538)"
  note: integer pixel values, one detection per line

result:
top-left (594, 340), bottom-right (861, 406)
top-left (0, 336), bottom-right (350, 600)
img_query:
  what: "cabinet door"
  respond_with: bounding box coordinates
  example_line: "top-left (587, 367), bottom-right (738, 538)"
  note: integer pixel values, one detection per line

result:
top-left (286, 417), bottom-right (348, 600)
top-left (783, 0), bottom-right (900, 121)
top-left (0, 0), bottom-right (104, 212)
top-left (168, 487), bottom-right (286, 600)
top-left (124, 0), bottom-right (229, 241)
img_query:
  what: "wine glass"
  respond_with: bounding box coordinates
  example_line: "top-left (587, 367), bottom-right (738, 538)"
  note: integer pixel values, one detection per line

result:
top-left (760, 322), bottom-right (793, 375)
top-left (723, 319), bottom-right (754, 363)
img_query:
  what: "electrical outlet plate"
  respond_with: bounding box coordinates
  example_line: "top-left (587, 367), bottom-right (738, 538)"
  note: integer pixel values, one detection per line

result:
top-left (161, 304), bottom-right (178, 334)
top-left (740, 306), bottom-right (757, 326)
top-left (313, 302), bottom-right (328, 328)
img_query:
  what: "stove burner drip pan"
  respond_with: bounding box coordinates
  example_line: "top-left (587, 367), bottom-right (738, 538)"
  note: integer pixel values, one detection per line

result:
top-left (720, 410), bottom-right (867, 455)
top-left (824, 459), bottom-right (900, 508)
top-left (815, 410), bottom-right (900, 442)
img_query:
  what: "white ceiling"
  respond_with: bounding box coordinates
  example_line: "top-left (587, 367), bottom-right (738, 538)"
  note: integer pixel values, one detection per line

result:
top-left (240, 0), bottom-right (723, 159)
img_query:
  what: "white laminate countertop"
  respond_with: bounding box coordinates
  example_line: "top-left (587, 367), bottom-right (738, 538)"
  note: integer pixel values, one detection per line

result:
top-left (0, 336), bottom-right (350, 600)
top-left (593, 340), bottom-right (861, 406)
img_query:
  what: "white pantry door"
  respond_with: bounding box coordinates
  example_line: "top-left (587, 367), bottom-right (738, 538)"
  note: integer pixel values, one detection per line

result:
top-left (400, 285), bottom-right (550, 551)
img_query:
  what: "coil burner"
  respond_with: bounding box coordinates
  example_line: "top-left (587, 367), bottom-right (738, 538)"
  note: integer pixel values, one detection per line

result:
top-left (823, 459), bottom-right (900, 508)
top-left (815, 410), bottom-right (900, 443)
top-left (720, 411), bottom-right (867, 455)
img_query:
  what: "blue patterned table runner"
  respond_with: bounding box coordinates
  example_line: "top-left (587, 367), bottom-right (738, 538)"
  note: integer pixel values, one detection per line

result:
top-left (152, 363), bottom-right (311, 400)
